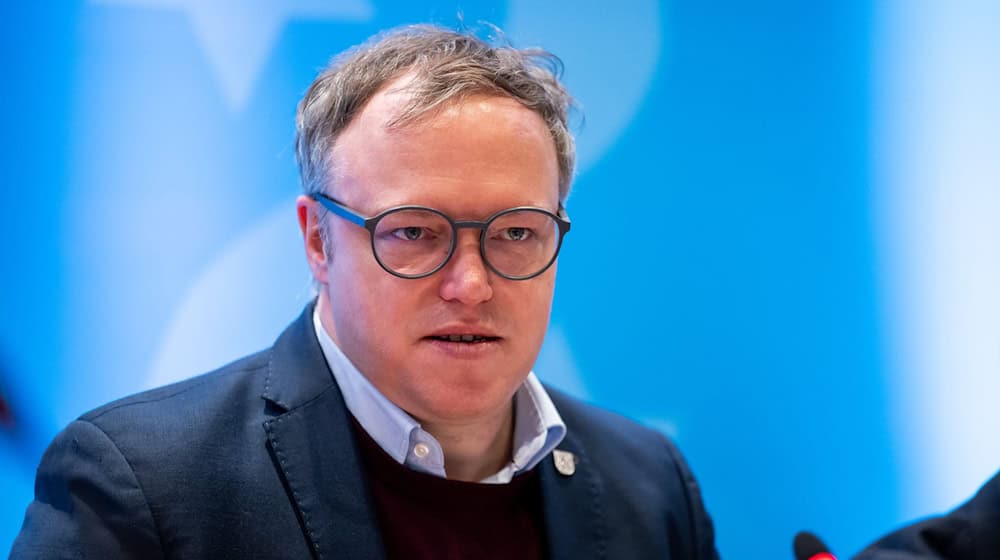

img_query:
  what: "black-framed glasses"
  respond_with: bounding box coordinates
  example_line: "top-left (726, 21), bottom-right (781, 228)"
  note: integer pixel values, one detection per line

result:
top-left (311, 193), bottom-right (571, 280)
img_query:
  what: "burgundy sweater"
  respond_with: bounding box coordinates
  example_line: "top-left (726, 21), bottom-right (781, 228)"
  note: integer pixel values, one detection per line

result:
top-left (351, 419), bottom-right (547, 560)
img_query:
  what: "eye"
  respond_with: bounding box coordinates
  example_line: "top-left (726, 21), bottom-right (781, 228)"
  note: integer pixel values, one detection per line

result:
top-left (390, 226), bottom-right (428, 241)
top-left (500, 227), bottom-right (533, 241)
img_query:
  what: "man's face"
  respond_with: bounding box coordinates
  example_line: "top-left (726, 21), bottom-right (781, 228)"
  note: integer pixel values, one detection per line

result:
top-left (302, 81), bottom-right (561, 426)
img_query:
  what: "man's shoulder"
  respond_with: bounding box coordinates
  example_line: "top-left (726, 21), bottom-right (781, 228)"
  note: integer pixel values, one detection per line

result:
top-left (15, 346), bottom-right (319, 558)
top-left (545, 385), bottom-right (685, 475)
top-left (80, 349), bottom-right (271, 435)
top-left (54, 348), bottom-right (282, 506)
top-left (544, 385), bottom-right (719, 560)
top-left (546, 385), bottom-right (669, 447)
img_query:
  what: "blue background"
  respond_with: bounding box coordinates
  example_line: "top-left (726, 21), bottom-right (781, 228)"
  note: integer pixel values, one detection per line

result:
top-left (3, 1), bottom-right (999, 558)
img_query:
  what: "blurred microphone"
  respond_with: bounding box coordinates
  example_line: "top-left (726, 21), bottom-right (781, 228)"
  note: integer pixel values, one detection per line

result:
top-left (793, 531), bottom-right (837, 560)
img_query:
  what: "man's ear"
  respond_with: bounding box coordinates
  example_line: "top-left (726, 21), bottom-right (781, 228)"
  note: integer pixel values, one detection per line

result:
top-left (297, 195), bottom-right (329, 284)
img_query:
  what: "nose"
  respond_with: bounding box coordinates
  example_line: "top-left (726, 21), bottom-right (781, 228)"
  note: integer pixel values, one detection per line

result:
top-left (437, 231), bottom-right (494, 305)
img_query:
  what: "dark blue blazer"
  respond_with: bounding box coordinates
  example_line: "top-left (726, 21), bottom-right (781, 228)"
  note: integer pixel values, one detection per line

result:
top-left (12, 305), bottom-right (718, 559)
top-left (854, 470), bottom-right (1000, 560)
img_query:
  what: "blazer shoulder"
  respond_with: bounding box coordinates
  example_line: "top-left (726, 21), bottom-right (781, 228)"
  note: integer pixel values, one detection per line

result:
top-left (546, 386), bottom-right (672, 453)
top-left (81, 349), bottom-right (270, 427)
top-left (546, 385), bottom-right (720, 560)
top-left (12, 418), bottom-right (165, 558)
top-left (545, 385), bottom-right (699, 514)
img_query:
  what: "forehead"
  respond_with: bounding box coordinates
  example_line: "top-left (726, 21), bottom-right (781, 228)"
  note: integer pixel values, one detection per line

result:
top-left (328, 78), bottom-right (560, 215)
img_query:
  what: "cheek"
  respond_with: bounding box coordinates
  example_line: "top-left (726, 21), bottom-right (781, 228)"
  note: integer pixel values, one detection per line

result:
top-left (326, 249), bottom-right (419, 353)
top-left (327, 275), bottom-right (408, 385)
top-left (325, 238), bottom-right (382, 333)
top-left (507, 273), bottom-right (557, 342)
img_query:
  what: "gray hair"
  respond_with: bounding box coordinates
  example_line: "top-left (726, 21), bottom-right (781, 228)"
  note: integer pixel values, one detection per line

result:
top-left (295, 24), bottom-right (577, 205)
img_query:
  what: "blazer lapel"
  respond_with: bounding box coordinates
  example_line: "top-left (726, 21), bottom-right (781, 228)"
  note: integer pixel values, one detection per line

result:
top-left (264, 387), bottom-right (386, 560)
top-left (539, 432), bottom-right (609, 560)
top-left (261, 303), bottom-right (387, 560)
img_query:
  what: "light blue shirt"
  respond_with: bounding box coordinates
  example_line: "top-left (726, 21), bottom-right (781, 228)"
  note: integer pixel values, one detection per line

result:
top-left (313, 308), bottom-right (566, 484)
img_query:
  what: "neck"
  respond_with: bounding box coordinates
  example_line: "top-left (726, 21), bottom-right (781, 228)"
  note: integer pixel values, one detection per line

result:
top-left (421, 407), bottom-right (514, 482)
top-left (315, 293), bottom-right (515, 482)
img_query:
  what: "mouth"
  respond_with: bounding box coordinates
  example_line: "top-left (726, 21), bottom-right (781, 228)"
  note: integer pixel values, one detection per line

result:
top-left (425, 334), bottom-right (501, 344)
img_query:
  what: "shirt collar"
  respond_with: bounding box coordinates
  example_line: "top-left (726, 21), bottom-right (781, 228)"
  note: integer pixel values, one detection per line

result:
top-left (312, 305), bottom-right (566, 483)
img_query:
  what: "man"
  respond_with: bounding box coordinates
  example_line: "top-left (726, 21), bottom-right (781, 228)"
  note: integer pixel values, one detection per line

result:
top-left (12, 25), bottom-right (718, 559)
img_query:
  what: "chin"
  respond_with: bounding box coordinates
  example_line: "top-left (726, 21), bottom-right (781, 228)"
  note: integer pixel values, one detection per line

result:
top-left (413, 378), bottom-right (522, 422)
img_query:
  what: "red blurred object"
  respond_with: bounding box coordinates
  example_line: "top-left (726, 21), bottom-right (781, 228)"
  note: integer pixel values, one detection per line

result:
top-left (0, 393), bottom-right (12, 427)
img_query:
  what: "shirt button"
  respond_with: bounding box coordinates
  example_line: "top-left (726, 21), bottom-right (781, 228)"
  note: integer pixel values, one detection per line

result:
top-left (413, 443), bottom-right (430, 459)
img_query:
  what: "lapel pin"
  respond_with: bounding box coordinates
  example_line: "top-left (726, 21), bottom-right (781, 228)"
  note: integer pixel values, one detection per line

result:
top-left (552, 449), bottom-right (576, 476)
